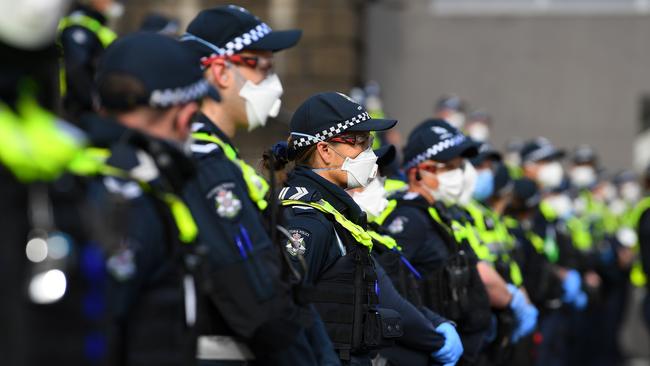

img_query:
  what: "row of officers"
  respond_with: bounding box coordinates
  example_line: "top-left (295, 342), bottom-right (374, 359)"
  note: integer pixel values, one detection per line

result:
top-left (1, 1), bottom-right (648, 365)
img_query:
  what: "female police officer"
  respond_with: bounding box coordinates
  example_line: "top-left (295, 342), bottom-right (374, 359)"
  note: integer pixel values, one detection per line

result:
top-left (265, 92), bottom-right (462, 365)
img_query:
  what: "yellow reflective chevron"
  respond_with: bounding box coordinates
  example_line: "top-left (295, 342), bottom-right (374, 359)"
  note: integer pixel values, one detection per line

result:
top-left (0, 90), bottom-right (82, 182)
top-left (69, 147), bottom-right (198, 244)
top-left (58, 14), bottom-right (117, 96)
top-left (367, 230), bottom-right (401, 251)
top-left (281, 199), bottom-right (373, 250)
top-left (193, 132), bottom-right (269, 211)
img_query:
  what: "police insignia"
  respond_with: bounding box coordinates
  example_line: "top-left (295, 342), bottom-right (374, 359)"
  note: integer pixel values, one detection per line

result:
top-left (215, 188), bottom-right (242, 219)
top-left (388, 216), bottom-right (407, 234)
top-left (286, 230), bottom-right (308, 257)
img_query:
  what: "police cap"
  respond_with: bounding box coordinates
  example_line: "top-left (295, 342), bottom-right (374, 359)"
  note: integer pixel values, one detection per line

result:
top-left (182, 5), bottom-right (302, 59)
top-left (96, 32), bottom-right (214, 110)
top-left (403, 119), bottom-right (479, 169)
top-left (288, 92), bottom-right (397, 151)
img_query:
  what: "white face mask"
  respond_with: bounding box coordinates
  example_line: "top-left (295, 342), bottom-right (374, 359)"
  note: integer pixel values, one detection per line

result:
top-left (459, 161), bottom-right (477, 206)
top-left (340, 147), bottom-right (379, 189)
top-left (424, 167), bottom-right (465, 204)
top-left (352, 177), bottom-right (389, 221)
top-left (536, 161), bottom-right (564, 190)
top-left (446, 112), bottom-right (466, 130)
top-left (467, 123), bottom-right (490, 142)
top-left (239, 73), bottom-right (284, 131)
top-left (620, 182), bottom-right (641, 203)
top-left (0, 0), bottom-right (70, 50)
top-left (544, 194), bottom-right (574, 219)
top-left (570, 166), bottom-right (597, 189)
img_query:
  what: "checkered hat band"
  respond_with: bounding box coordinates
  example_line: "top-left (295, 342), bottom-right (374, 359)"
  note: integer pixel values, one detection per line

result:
top-left (149, 79), bottom-right (210, 107)
top-left (524, 145), bottom-right (557, 163)
top-left (405, 134), bottom-right (467, 169)
top-left (224, 23), bottom-right (272, 56)
top-left (290, 111), bottom-right (371, 149)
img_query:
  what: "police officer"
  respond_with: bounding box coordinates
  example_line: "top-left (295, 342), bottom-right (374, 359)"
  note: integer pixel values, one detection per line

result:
top-left (375, 119), bottom-right (499, 364)
top-left (81, 32), bottom-right (212, 365)
top-left (0, 0), bottom-right (108, 364)
top-left (518, 138), bottom-right (591, 366)
top-left (434, 94), bottom-right (468, 130)
top-left (265, 91), bottom-right (454, 365)
top-left (351, 145), bottom-right (465, 366)
top-left (139, 12), bottom-right (180, 36)
top-left (179, 6), bottom-right (336, 365)
top-left (58, 0), bottom-right (119, 121)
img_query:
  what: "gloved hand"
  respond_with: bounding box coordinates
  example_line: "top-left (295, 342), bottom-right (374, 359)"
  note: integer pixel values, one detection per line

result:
top-left (573, 290), bottom-right (588, 310)
top-left (507, 284), bottom-right (539, 343)
top-left (432, 322), bottom-right (463, 366)
top-left (562, 269), bottom-right (582, 305)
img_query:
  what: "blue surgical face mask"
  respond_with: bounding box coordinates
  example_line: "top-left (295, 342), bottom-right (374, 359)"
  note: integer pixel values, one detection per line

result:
top-left (473, 169), bottom-right (494, 202)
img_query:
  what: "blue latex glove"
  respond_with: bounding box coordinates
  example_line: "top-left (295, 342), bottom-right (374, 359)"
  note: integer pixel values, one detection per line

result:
top-left (432, 322), bottom-right (463, 366)
top-left (562, 269), bottom-right (582, 305)
top-left (507, 284), bottom-right (539, 343)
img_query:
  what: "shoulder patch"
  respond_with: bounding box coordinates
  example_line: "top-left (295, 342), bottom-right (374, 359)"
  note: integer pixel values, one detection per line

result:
top-left (387, 216), bottom-right (409, 234)
top-left (207, 182), bottom-right (242, 219)
top-left (285, 229), bottom-right (309, 257)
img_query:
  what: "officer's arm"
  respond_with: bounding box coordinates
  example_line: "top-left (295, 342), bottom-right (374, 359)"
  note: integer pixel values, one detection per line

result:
top-left (476, 261), bottom-right (512, 309)
top-left (374, 260), bottom-right (446, 352)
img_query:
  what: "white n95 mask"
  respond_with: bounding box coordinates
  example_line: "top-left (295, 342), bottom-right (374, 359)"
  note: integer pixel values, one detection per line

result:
top-left (423, 167), bottom-right (464, 204)
top-left (570, 166), bottom-right (597, 189)
top-left (537, 161), bottom-right (564, 190)
top-left (352, 177), bottom-right (389, 221)
top-left (341, 147), bottom-right (379, 189)
top-left (0, 0), bottom-right (71, 50)
top-left (459, 161), bottom-right (478, 206)
top-left (239, 73), bottom-right (284, 131)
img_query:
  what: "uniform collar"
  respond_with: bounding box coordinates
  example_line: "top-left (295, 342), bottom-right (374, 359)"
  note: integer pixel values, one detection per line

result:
top-left (193, 112), bottom-right (237, 152)
top-left (286, 166), bottom-right (366, 225)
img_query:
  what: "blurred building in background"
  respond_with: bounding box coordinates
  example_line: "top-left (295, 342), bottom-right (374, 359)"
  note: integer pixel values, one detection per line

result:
top-left (366, 0), bottom-right (650, 172)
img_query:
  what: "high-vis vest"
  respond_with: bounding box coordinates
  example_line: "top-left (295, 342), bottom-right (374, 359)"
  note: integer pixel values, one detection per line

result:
top-left (193, 132), bottom-right (270, 211)
top-left (0, 89), bottom-right (82, 182)
top-left (465, 201), bottom-right (523, 287)
top-left (281, 197), bottom-right (388, 360)
top-left (58, 13), bottom-right (117, 96)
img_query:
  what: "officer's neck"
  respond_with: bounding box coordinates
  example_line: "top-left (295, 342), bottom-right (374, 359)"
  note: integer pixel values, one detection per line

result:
top-left (201, 98), bottom-right (236, 139)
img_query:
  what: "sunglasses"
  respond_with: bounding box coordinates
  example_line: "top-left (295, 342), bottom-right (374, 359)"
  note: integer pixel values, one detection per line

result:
top-left (418, 159), bottom-right (466, 173)
top-left (201, 54), bottom-right (273, 71)
top-left (328, 133), bottom-right (374, 149)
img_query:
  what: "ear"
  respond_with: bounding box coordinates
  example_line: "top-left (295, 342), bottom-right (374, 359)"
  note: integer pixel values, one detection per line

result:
top-left (315, 142), bottom-right (336, 166)
top-left (407, 168), bottom-right (420, 186)
top-left (207, 60), bottom-right (231, 89)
